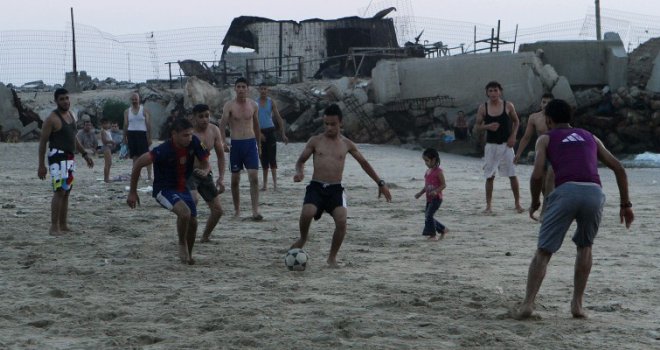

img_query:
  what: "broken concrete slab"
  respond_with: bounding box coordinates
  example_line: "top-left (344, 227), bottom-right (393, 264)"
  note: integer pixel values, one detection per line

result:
top-left (646, 52), bottom-right (660, 93)
top-left (551, 76), bottom-right (577, 107)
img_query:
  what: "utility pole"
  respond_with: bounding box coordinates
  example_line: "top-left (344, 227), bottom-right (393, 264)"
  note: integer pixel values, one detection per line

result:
top-left (595, 0), bottom-right (602, 40)
top-left (71, 7), bottom-right (78, 84)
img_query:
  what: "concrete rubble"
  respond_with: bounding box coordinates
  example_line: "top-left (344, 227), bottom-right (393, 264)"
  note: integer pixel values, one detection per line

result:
top-left (1, 36), bottom-right (660, 156)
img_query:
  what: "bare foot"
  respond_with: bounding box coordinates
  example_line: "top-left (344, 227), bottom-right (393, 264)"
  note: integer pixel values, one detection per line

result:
top-left (440, 228), bottom-right (449, 239)
top-left (515, 205), bottom-right (525, 213)
top-left (482, 208), bottom-right (493, 214)
top-left (252, 214), bottom-right (263, 221)
top-left (260, 187), bottom-right (267, 192)
top-left (428, 235), bottom-right (439, 241)
top-left (571, 301), bottom-right (588, 319)
top-left (187, 257), bottom-right (196, 265)
top-left (178, 244), bottom-right (191, 264)
top-left (49, 227), bottom-right (65, 236)
top-left (290, 239), bottom-right (304, 250)
top-left (326, 258), bottom-right (339, 268)
top-left (513, 304), bottom-right (535, 320)
top-left (200, 234), bottom-right (211, 243)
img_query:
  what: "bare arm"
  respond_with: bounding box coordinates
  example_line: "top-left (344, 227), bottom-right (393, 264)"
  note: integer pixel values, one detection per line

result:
top-left (37, 116), bottom-right (55, 179)
top-left (219, 102), bottom-right (230, 151)
top-left (252, 102), bottom-right (261, 153)
top-left (507, 102), bottom-right (520, 148)
top-left (213, 126), bottom-right (226, 191)
top-left (474, 105), bottom-right (485, 133)
top-left (144, 108), bottom-right (152, 146)
top-left (595, 136), bottom-right (634, 228)
top-left (271, 100), bottom-right (288, 144)
top-left (515, 114), bottom-right (537, 163)
top-left (293, 138), bottom-right (315, 182)
top-left (348, 141), bottom-right (392, 202)
top-left (123, 110), bottom-right (129, 142)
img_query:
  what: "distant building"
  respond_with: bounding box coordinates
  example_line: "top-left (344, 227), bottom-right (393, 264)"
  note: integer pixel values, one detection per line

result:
top-left (221, 10), bottom-right (400, 83)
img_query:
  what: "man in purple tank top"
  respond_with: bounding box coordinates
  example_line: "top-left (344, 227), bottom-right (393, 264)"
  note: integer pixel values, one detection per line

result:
top-left (515, 99), bottom-right (634, 320)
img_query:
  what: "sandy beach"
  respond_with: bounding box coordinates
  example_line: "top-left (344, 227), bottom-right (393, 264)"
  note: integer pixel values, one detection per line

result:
top-left (0, 141), bottom-right (658, 349)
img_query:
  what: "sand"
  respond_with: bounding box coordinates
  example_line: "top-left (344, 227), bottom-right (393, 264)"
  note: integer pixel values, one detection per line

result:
top-left (0, 141), bottom-right (658, 349)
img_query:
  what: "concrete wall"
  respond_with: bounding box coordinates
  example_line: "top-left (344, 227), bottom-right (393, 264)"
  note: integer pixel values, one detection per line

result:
top-left (519, 33), bottom-right (628, 89)
top-left (371, 52), bottom-right (545, 114)
top-left (647, 52), bottom-right (660, 93)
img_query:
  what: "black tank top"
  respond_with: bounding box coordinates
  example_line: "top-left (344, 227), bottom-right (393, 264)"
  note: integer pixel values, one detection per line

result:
top-left (484, 101), bottom-right (511, 144)
top-left (48, 110), bottom-right (76, 153)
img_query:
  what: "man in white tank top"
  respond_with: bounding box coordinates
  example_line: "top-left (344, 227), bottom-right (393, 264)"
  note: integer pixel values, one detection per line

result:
top-left (123, 93), bottom-right (153, 181)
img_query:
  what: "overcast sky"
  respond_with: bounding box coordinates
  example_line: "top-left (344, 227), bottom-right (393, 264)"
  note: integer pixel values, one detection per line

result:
top-left (2, 0), bottom-right (658, 34)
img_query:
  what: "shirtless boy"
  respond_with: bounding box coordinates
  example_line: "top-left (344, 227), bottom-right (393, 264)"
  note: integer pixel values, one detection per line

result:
top-left (38, 88), bottom-right (94, 235)
top-left (189, 104), bottom-right (226, 242)
top-left (515, 93), bottom-right (555, 216)
top-left (290, 104), bottom-right (392, 267)
top-left (219, 78), bottom-right (262, 220)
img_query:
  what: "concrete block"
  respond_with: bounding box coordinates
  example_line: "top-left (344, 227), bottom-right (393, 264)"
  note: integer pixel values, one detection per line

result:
top-left (539, 64), bottom-right (559, 90)
top-left (646, 53), bottom-right (660, 93)
top-left (551, 76), bottom-right (577, 107)
top-left (371, 60), bottom-right (401, 104)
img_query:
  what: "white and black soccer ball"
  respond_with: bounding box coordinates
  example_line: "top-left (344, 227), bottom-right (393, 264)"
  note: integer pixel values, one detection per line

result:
top-left (284, 248), bottom-right (308, 271)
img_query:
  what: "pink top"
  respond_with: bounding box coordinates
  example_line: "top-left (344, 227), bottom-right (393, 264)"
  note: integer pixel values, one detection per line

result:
top-left (424, 166), bottom-right (443, 201)
top-left (546, 128), bottom-right (601, 188)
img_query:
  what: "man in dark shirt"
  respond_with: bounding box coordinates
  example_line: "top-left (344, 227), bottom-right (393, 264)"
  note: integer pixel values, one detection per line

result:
top-left (37, 88), bottom-right (94, 236)
top-left (127, 118), bottom-right (210, 265)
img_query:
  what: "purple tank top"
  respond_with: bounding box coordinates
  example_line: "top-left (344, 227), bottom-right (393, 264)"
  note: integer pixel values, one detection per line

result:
top-left (424, 166), bottom-right (443, 201)
top-left (546, 128), bottom-right (601, 187)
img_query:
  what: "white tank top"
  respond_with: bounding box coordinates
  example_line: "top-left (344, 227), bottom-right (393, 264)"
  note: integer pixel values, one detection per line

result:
top-left (127, 105), bottom-right (147, 131)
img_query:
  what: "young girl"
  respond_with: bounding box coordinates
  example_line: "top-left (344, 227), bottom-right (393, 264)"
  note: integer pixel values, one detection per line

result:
top-left (415, 148), bottom-right (448, 240)
top-left (100, 118), bottom-right (115, 183)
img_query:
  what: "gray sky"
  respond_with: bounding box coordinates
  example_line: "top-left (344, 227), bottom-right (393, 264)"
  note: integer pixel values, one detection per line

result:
top-left (2, 0), bottom-right (658, 34)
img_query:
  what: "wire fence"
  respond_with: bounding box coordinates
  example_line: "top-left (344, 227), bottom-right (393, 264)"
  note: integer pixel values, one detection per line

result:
top-left (1, 8), bottom-right (659, 86)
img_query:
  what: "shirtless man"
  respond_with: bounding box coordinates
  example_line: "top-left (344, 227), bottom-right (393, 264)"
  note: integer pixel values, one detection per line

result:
top-left (515, 93), bottom-right (555, 218)
top-left (290, 104), bottom-right (392, 267)
top-left (219, 78), bottom-right (262, 220)
top-left (474, 81), bottom-right (523, 214)
top-left (188, 104), bottom-right (225, 242)
top-left (38, 88), bottom-right (94, 235)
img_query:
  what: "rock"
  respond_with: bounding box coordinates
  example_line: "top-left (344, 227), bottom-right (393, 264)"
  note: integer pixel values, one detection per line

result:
top-left (574, 88), bottom-right (602, 110)
top-left (538, 64), bottom-right (559, 90)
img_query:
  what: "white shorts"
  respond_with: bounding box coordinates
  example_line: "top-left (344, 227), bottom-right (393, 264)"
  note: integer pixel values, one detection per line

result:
top-left (483, 143), bottom-right (516, 178)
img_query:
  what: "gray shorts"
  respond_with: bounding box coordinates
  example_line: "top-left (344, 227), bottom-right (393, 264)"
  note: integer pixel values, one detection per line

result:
top-left (538, 182), bottom-right (606, 253)
top-left (186, 172), bottom-right (218, 202)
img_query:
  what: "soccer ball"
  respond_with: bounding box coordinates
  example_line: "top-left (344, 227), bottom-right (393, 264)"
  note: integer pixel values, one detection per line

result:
top-left (284, 248), bottom-right (308, 271)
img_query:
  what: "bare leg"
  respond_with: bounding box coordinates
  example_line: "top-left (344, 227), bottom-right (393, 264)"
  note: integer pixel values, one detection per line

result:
top-left (291, 204), bottom-right (316, 249)
top-left (104, 149), bottom-right (112, 182)
top-left (261, 167), bottom-right (268, 191)
top-left (231, 172), bottom-right (240, 217)
top-left (247, 169), bottom-right (261, 220)
top-left (510, 176), bottom-right (524, 213)
top-left (271, 168), bottom-right (278, 191)
top-left (186, 217), bottom-right (197, 265)
top-left (327, 207), bottom-right (348, 267)
top-left (172, 202), bottom-right (193, 264)
top-left (571, 246), bottom-right (592, 318)
top-left (201, 197), bottom-right (223, 242)
top-left (59, 190), bottom-right (71, 232)
top-left (49, 190), bottom-right (65, 235)
top-left (516, 249), bottom-right (552, 319)
top-left (484, 177), bottom-right (494, 213)
top-left (147, 163), bottom-right (153, 181)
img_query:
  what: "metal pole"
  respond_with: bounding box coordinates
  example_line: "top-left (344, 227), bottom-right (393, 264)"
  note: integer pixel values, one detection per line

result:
top-left (595, 0), bottom-right (602, 40)
top-left (490, 28), bottom-right (494, 52)
top-left (496, 20), bottom-right (501, 52)
top-left (513, 24), bottom-right (519, 53)
top-left (278, 22), bottom-right (283, 77)
top-left (474, 26), bottom-right (477, 54)
top-left (70, 7), bottom-right (78, 86)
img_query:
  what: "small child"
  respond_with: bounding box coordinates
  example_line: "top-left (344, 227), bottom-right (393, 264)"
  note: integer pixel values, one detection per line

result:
top-left (414, 148), bottom-right (448, 240)
top-left (100, 118), bottom-right (115, 183)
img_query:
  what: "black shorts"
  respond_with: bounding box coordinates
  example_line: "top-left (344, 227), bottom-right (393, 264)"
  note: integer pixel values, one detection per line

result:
top-left (186, 172), bottom-right (219, 202)
top-left (303, 181), bottom-right (346, 220)
top-left (260, 127), bottom-right (277, 169)
top-left (127, 130), bottom-right (149, 158)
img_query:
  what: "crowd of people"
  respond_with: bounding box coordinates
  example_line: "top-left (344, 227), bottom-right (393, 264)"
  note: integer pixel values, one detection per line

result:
top-left (37, 79), bottom-right (635, 319)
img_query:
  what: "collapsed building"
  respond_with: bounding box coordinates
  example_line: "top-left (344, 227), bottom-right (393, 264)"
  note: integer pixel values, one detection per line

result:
top-left (220, 8), bottom-right (413, 84)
